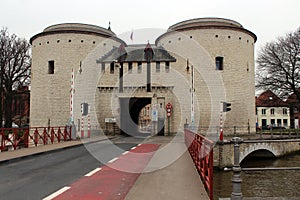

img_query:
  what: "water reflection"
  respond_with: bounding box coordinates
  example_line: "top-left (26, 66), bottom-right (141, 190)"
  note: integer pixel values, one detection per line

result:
top-left (214, 152), bottom-right (300, 199)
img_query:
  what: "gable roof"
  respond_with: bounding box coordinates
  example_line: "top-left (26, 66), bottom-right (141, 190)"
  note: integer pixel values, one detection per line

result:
top-left (256, 90), bottom-right (288, 107)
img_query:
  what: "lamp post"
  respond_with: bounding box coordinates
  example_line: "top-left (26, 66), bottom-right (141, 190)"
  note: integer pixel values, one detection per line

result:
top-left (231, 137), bottom-right (243, 200)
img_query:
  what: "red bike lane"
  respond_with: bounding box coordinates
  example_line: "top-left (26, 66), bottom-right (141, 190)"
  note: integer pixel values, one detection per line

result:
top-left (51, 144), bottom-right (160, 200)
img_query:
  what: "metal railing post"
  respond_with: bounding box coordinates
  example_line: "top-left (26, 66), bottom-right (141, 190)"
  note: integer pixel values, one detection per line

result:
top-left (231, 137), bottom-right (243, 200)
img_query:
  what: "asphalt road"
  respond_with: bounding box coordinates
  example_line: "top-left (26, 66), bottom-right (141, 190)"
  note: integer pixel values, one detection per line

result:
top-left (0, 137), bottom-right (143, 200)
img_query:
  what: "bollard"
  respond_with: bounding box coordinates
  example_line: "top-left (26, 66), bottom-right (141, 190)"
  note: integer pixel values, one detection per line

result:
top-left (231, 137), bottom-right (243, 200)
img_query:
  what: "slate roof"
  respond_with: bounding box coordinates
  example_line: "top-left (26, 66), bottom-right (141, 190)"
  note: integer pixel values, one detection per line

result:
top-left (256, 90), bottom-right (288, 107)
top-left (96, 44), bottom-right (176, 63)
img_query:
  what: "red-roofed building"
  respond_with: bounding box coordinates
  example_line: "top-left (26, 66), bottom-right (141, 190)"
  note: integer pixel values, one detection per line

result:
top-left (287, 88), bottom-right (300, 128)
top-left (256, 90), bottom-right (290, 129)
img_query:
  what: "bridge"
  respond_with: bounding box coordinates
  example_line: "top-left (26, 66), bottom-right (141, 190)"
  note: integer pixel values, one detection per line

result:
top-left (214, 134), bottom-right (300, 168)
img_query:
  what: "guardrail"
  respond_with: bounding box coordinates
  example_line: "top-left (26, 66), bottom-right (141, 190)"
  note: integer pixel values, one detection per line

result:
top-left (0, 126), bottom-right (72, 151)
top-left (184, 128), bottom-right (214, 200)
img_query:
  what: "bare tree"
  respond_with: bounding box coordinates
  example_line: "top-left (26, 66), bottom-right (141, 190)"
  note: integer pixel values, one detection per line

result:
top-left (256, 27), bottom-right (300, 101)
top-left (0, 28), bottom-right (31, 128)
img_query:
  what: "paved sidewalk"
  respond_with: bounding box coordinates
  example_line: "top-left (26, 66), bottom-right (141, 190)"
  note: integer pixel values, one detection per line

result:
top-left (126, 134), bottom-right (210, 200)
top-left (0, 134), bottom-right (114, 163)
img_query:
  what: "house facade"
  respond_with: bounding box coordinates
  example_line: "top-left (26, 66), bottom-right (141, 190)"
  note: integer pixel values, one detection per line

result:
top-left (256, 90), bottom-right (290, 129)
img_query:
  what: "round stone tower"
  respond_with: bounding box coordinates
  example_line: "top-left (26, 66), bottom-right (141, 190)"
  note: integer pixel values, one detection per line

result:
top-left (29, 23), bottom-right (118, 127)
top-left (156, 18), bottom-right (257, 133)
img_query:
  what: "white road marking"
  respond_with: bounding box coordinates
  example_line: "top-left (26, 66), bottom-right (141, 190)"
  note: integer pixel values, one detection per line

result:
top-left (84, 168), bottom-right (102, 177)
top-left (137, 144), bottom-right (142, 146)
top-left (108, 157), bottom-right (118, 163)
top-left (122, 151), bottom-right (129, 155)
top-left (43, 186), bottom-right (71, 200)
top-left (131, 146), bottom-right (136, 150)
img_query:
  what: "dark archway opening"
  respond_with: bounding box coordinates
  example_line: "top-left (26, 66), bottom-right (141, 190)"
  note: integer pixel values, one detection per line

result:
top-left (240, 149), bottom-right (277, 168)
top-left (119, 97), bottom-right (151, 137)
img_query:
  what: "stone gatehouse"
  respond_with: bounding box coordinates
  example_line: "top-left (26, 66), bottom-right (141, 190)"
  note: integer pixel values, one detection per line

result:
top-left (30, 18), bottom-right (257, 136)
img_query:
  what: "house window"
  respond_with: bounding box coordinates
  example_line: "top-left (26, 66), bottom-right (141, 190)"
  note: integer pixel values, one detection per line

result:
top-left (48, 60), bottom-right (54, 74)
top-left (283, 119), bottom-right (288, 126)
top-left (262, 109), bottom-right (266, 115)
top-left (110, 62), bottom-right (114, 74)
top-left (165, 61), bottom-right (170, 73)
top-left (156, 62), bottom-right (160, 73)
top-left (271, 119), bottom-right (275, 125)
top-left (138, 62), bottom-right (142, 73)
top-left (101, 63), bottom-right (105, 73)
top-left (216, 57), bottom-right (224, 70)
top-left (277, 119), bottom-right (282, 127)
top-left (262, 119), bottom-right (267, 127)
top-left (270, 108), bottom-right (275, 115)
top-left (128, 62), bottom-right (133, 74)
top-left (283, 108), bottom-right (288, 115)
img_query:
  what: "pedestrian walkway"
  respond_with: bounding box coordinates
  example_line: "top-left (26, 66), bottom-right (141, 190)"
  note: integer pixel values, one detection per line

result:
top-left (0, 133), bottom-right (210, 200)
top-left (126, 134), bottom-right (209, 200)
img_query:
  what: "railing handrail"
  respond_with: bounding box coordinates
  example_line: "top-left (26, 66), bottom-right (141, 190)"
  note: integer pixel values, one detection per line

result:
top-left (184, 128), bottom-right (214, 200)
top-left (0, 126), bottom-right (72, 151)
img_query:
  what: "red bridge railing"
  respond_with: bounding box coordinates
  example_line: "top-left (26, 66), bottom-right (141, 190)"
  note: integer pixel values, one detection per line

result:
top-left (0, 126), bottom-right (72, 151)
top-left (184, 128), bottom-right (214, 200)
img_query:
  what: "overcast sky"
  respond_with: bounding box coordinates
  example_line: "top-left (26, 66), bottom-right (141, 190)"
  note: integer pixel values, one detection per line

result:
top-left (1, 0), bottom-right (299, 52)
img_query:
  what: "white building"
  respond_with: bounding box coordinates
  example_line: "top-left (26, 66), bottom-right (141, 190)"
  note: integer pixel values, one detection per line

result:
top-left (256, 90), bottom-right (290, 129)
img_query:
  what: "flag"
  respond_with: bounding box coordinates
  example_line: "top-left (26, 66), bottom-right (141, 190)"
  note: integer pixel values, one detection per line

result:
top-left (130, 31), bottom-right (133, 41)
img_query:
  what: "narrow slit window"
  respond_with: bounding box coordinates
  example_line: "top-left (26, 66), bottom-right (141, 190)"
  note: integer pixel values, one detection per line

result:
top-left (110, 62), bottom-right (114, 74)
top-left (165, 61), bottom-right (170, 73)
top-left (128, 62), bottom-right (133, 74)
top-left (101, 63), bottom-right (105, 73)
top-left (48, 60), bottom-right (54, 74)
top-left (216, 57), bottom-right (224, 70)
top-left (138, 62), bottom-right (142, 73)
top-left (156, 62), bottom-right (160, 73)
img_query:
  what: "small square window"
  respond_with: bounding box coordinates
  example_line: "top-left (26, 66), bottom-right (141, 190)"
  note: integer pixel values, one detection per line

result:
top-left (48, 60), bottom-right (54, 74)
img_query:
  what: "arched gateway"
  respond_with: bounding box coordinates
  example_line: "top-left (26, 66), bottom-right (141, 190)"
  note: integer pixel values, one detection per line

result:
top-left (30, 18), bottom-right (257, 137)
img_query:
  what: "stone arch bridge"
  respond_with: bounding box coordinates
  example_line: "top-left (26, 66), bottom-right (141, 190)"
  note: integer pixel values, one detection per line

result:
top-left (214, 138), bottom-right (300, 168)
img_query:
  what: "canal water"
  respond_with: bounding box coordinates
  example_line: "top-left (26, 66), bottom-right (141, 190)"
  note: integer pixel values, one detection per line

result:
top-left (213, 152), bottom-right (300, 199)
